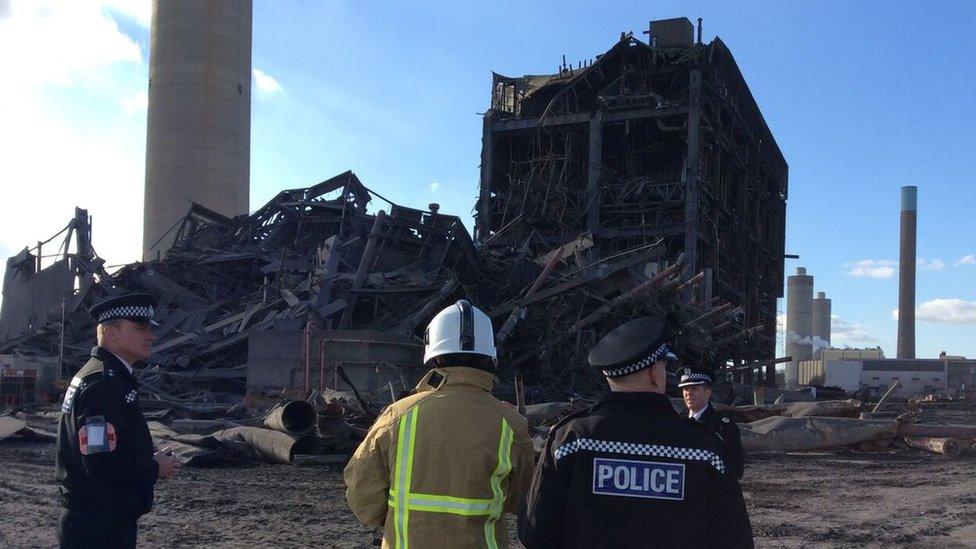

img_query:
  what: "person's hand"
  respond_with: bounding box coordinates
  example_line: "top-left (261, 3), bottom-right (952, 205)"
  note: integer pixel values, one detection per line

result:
top-left (154, 447), bottom-right (182, 480)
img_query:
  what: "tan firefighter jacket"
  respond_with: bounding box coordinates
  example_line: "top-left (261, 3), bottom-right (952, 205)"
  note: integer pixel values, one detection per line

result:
top-left (344, 366), bottom-right (536, 549)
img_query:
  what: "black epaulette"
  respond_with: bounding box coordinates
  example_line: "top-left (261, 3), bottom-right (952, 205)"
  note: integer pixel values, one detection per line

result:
top-left (548, 400), bottom-right (600, 433)
top-left (61, 361), bottom-right (107, 413)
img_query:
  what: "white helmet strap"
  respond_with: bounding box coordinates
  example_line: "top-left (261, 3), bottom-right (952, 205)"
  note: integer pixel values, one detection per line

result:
top-left (457, 300), bottom-right (475, 351)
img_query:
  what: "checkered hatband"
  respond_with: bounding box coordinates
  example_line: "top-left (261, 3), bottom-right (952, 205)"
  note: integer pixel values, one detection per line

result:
top-left (601, 342), bottom-right (677, 378)
top-left (98, 305), bottom-right (155, 323)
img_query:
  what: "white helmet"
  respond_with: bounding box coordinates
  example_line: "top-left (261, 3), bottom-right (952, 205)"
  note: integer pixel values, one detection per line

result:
top-left (423, 300), bottom-right (497, 366)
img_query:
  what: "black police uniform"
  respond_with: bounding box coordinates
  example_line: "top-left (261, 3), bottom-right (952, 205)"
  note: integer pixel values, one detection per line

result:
top-left (518, 316), bottom-right (753, 549)
top-left (55, 295), bottom-right (160, 549)
top-left (695, 403), bottom-right (744, 480)
top-left (680, 367), bottom-right (746, 480)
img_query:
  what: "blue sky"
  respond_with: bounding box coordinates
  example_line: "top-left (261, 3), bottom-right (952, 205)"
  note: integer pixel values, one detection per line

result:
top-left (0, 1), bottom-right (973, 358)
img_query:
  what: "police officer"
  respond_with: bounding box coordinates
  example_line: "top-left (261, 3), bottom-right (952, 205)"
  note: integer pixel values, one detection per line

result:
top-left (518, 315), bottom-right (753, 549)
top-left (344, 300), bottom-right (535, 548)
top-left (680, 366), bottom-right (745, 480)
top-left (56, 293), bottom-right (181, 549)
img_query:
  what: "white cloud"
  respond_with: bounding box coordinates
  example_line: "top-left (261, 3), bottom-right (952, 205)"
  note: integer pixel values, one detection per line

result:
top-left (831, 315), bottom-right (879, 343)
top-left (956, 254), bottom-right (976, 267)
top-left (0, 0), bottom-right (148, 279)
top-left (846, 259), bottom-right (896, 279)
top-left (102, 0), bottom-right (151, 27)
top-left (120, 90), bottom-right (148, 113)
top-left (252, 68), bottom-right (283, 94)
top-left (918, 258), bottom-right (946, 271)
top-left (429, 181), bottom-right (440, 192)
top-left (0, 1), bottom-right (143, 90)
top-left (916, 299), bottom-right (976, 324)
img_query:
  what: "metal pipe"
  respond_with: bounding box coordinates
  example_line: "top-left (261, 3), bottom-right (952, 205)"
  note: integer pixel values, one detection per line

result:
top-left (515, 373), bottom-right (526, 416)
top-left (318, 339), bottom-right (327, 393)
top-left (682, 302), bottom-right (733, 329)
top-left (211, 426), bottom-right (317, 465)
top-left (340, 210), bottom-right (387, 328)
top-left (675, 271), bottom-right (704, 292)
top-left (572, 261), bottom-right (681, 331)
top-left (714, 324), bottom-right (763, 347)
top-left (263, 400), bottom-right (318, 436)
top-left (871, 379), bottom-right (902, 414)
top-left (904, 436), bottom-right (965, 458)
top-left (303, 322), bottom-right (312, 393)
top-left (900, 423), bottom-right (976, 440)
top-left (497, 252), bottom-right (564, 345)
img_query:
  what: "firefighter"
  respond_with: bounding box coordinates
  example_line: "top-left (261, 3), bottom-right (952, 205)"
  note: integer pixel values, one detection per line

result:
top-left (55, 293), bottom-right (181, 548)
top-left (518, 315), bottom-right (753, 549)
top-left (680, 365), bottom-right (745, 480)
top-left (344, 300), bottom-right (536, 548)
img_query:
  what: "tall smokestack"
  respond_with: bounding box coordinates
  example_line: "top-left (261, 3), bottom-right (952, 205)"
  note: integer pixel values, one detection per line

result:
top-left (143, 0), bottom-right (252, 260)
top-left (812, 291), bottom-right (831, 358)
top-left (897, 186), bottom-right (917, 359)
top-left (784, 266), bottom-right (814, 388)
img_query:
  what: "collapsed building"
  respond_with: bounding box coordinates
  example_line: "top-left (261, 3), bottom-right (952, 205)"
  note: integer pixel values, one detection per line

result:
top-left (476, 18), bottom-right (787, 389)
top-left (0, 18), bottom-right (788, 410)
top-left (0, 172), bottom-right (478, 411)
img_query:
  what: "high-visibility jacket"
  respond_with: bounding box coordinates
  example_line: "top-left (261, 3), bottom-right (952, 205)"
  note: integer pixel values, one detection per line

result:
top-left (344, 366), bottom-right (535, 549)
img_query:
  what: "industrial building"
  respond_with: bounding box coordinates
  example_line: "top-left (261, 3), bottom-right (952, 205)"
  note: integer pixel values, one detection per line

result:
top-left (475, 17), bottom-right (788, 383)
top-left (798, 349), bottom-right (976, 397)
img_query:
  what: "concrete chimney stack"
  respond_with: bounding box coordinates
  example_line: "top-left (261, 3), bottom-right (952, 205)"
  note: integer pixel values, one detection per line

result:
top-left (143, 0), bottom-right (252, 260)
top-left (784, 266), bottom-right (814, 388)
top-left (812, 291), bottom-right (831, 359)
top-left (897, 186), bottom-right (917, 359)
top-left (812, 291), bottom-right (831, 341)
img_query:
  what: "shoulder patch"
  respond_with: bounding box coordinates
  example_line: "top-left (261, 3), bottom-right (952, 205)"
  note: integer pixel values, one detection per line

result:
top-left (79, 417), bottom-right (117, 455)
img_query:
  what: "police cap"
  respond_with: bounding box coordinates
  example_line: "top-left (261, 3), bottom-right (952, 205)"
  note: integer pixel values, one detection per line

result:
top-left (677, 365), bottom-right (713, 388)
top-left (89, 293), bottom-right (160, 326)
top-left (588, 315), bottom-right (678, 379)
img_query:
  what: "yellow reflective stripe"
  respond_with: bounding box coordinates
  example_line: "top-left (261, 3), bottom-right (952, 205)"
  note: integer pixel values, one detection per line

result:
top-left (484, 418), bottom-right (515, 549)
top-left (392, 410), bottom-right (516, 547)
top-left (405, 408), bottom-right (418, 545)
top-left (393, 407), bottom-right (419, 549)
top-left (392, 491), bottom-right (492, 515)
top-left (408, 493), bottom-right (492, 515)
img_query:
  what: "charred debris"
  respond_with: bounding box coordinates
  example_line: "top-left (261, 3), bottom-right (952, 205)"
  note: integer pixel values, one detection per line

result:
top-left (1, 25), bottom-right (788, 416)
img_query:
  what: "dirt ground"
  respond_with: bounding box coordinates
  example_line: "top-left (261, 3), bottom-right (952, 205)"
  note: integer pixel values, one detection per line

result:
top-left (2, 438), bottom-right (974, 549)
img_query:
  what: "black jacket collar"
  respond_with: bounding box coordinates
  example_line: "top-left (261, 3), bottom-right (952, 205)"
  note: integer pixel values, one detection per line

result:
top-left (91, 346), bottom-right (135, 379)
top-left (599, 391), bottom-right (677, 414)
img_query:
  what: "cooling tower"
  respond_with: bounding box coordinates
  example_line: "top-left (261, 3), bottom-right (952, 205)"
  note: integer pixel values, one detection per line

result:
top-left (784, 267), bottom-right (814, 387)
top-left (812, 291), bottom-right (831, 358)
top-left (897, 186), bottom-right (917, 359)
top-left (143, 0), bottom-right (252, 260)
